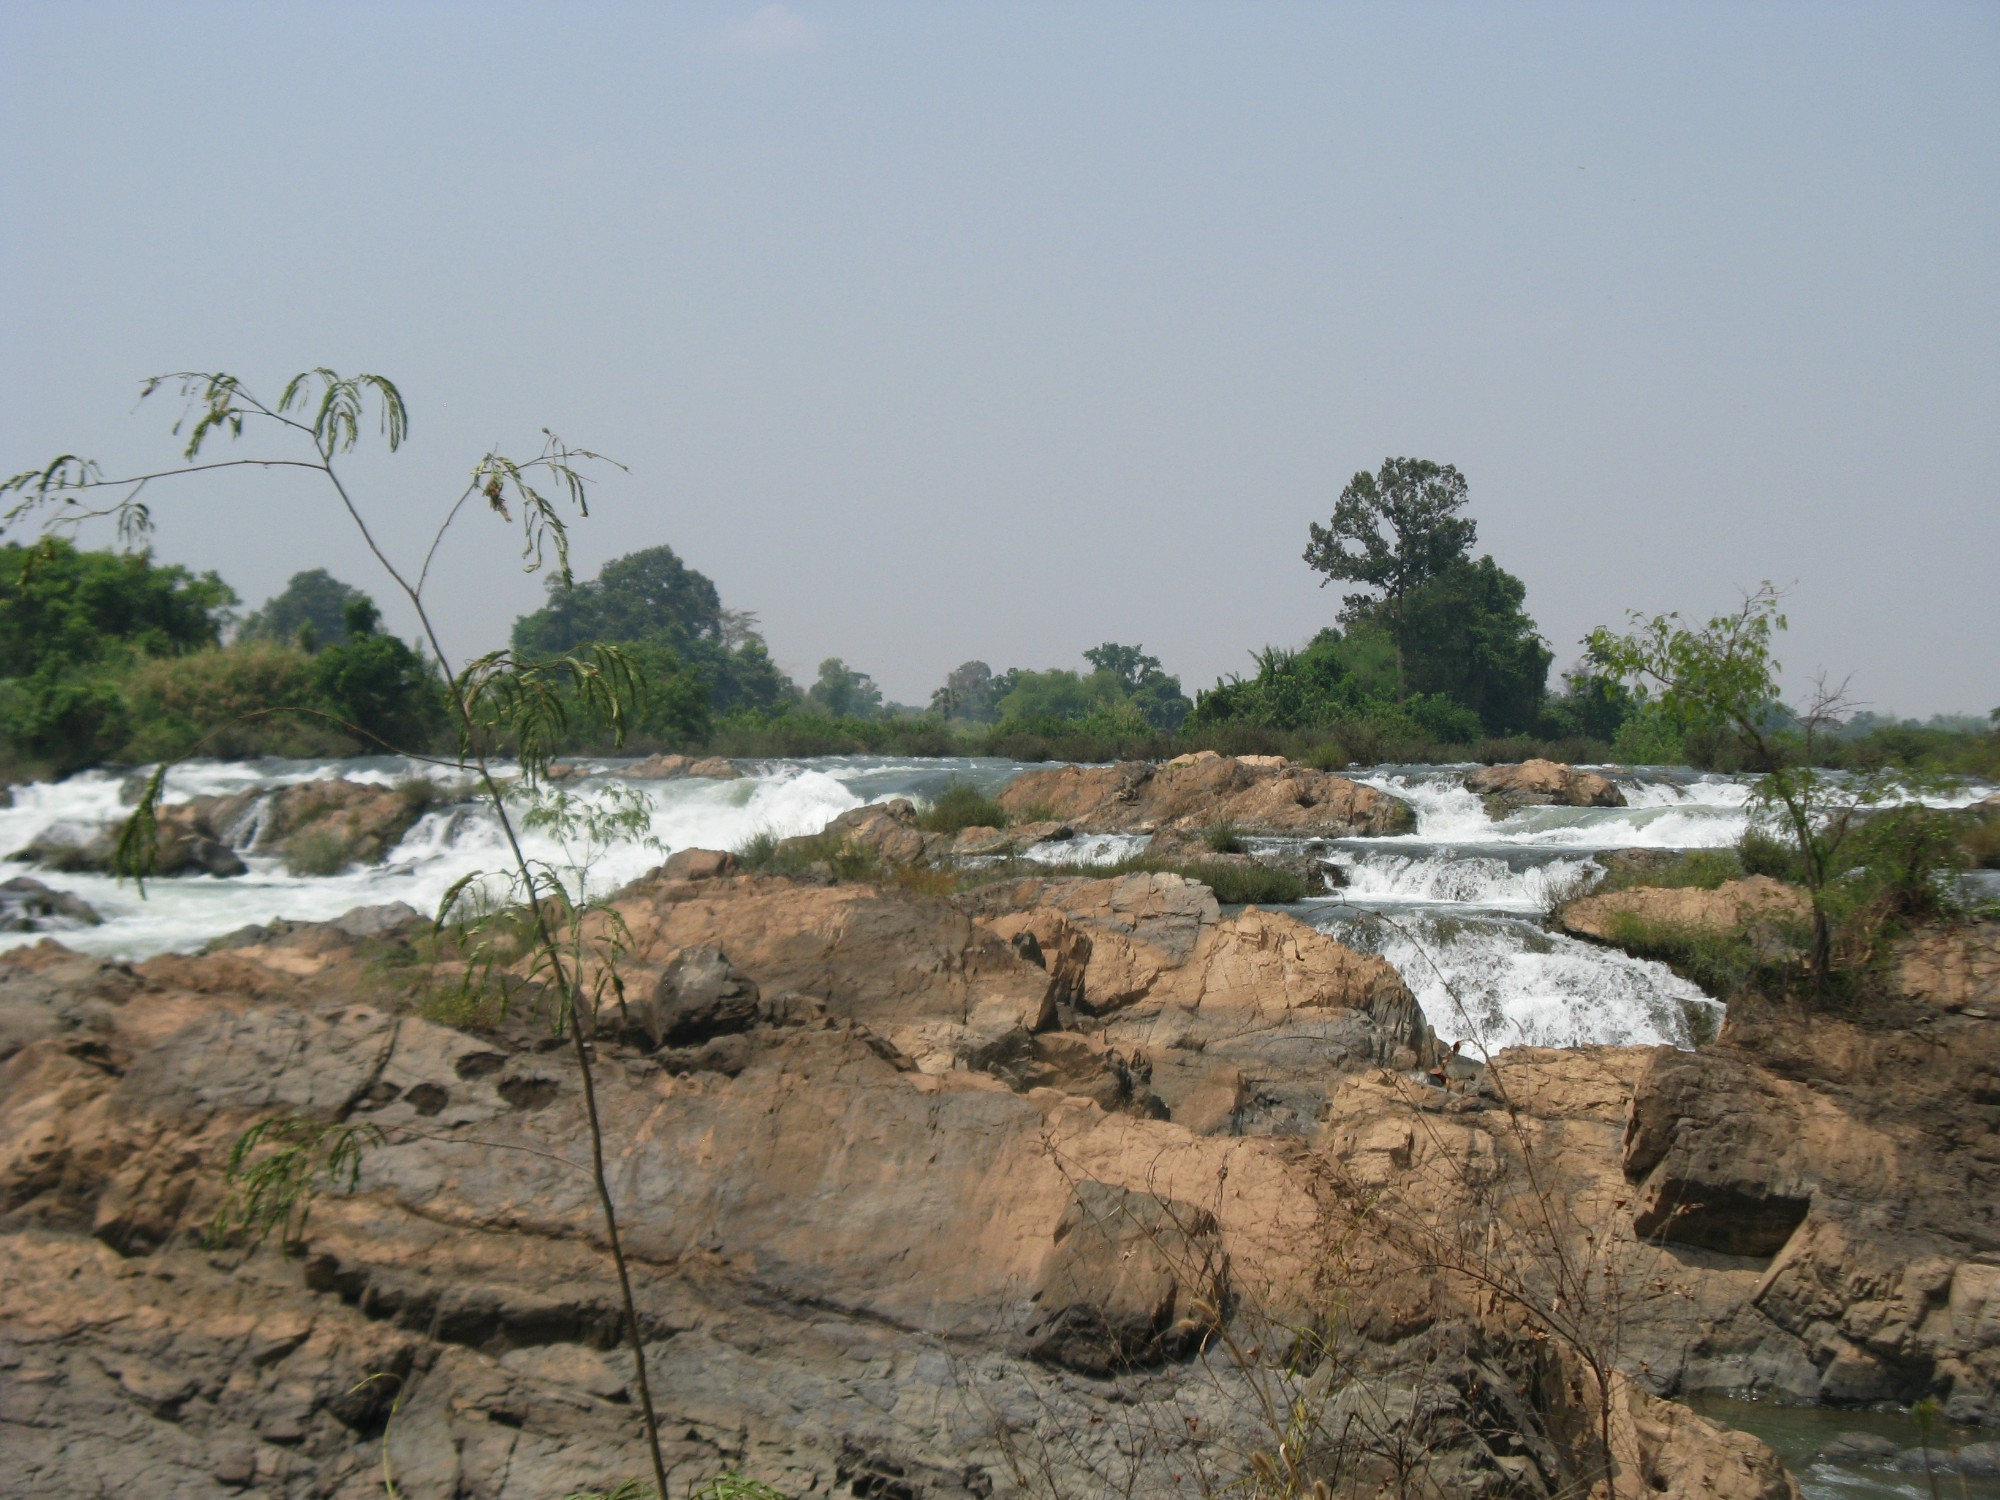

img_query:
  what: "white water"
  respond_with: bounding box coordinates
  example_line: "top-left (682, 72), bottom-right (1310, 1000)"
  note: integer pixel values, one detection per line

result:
top-left (0, 756), bottom-right (973, 960)
top-left (1321, 910), bottom-right (1724, 1051)
top-left (3, 755), bottom-right (1988, 1055)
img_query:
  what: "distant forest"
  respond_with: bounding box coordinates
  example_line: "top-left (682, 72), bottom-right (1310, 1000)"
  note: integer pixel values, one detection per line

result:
top-left (3, 458), bottom-right (1994, 778)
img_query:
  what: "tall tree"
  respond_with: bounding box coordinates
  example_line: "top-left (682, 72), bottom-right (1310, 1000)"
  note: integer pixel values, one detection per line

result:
top-left (807, 658), bottom-right (883, 719)
top-left (1082, 642), bottom-right (1163, 693)
top-left (237, 568), bottom-right (373, 650)
top-left (511, 543), bottom-right (791, 714)
top-left (1303, 457), bottom-right (1477, 691)
top-left (930, 660), bottom-right (998, 722)
top-left (1395, 557), bottom-right (1553, 735)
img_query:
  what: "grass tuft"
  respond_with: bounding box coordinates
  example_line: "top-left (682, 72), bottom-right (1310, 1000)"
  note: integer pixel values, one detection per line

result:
top-left (282, 826), bottom-right (354, 876)
top-left (915, 780), bottom-right (1009, 836)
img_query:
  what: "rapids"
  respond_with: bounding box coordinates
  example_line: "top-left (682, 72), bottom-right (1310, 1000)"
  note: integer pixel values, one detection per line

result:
top-left (2, 756), bottom-right (1989, 1056)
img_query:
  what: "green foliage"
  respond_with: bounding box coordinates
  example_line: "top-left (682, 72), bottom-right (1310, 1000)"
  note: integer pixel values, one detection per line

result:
top-left (1585, 584), bottom-right (1957, 992)
top-left (1608, 700), bottom-right (1687, 766)
top-left (1599, 910), bottom-right (1799, 1002)
top-left (1541, 668), bottom-right (1637, 743)
top-left (995, 667), bottom-right (1124, 723)
top-left (1591, 849), bottom-right (1742, 894)
top-left (916, 780), bottom-right (1009, 835)
top-left (1390, 557), bottom-right (1554, 735)
top-left (1188, 630), bottom-right (1369, 733)
top-left (207, 1115), bottom-right (385, 1250)
top-left (511, 543), bottom-right (791, 717)
top-left (1082, 642), bottom-right (1193, 731)
top-left (0, 668), bottom-right (134, 773)
top-left (930, 659), bottom-right (999, 723)
top-left (312, 627), bottom-right (441, 751)
top-left (237, 568), bottom-right (373, 648)
top-left (282, 827), bottom-right (355, 877)
top-left (114, 642), bottom-right (355, 762)
top-left (1204, 822), bottom-right (1246, 854)
top-left (806, 657), bottom-right (884, 719)
top-left (1188, 623), bottom-right (1498, 743)
top-left (1303, 456), bottom-right (1476, 622)
top-left (0, 536), bottom-right (235, 676)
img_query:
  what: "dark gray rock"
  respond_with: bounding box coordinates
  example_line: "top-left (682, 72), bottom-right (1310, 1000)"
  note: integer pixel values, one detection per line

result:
top-left (633, 944), bottom-right (760, 1048)
top-left (0, 876), bottom-right (102, 933)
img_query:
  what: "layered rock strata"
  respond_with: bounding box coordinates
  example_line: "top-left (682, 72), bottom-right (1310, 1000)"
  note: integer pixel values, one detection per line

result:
top-left (14, 867), bottom-right (1978, 1495)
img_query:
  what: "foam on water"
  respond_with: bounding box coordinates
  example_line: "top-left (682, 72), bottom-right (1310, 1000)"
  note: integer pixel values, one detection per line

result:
top-left (1020, 832), bottom-right (1152, 867)
top-left (1329, 850), bottom-right (1600, 913)
top-left (1354, 768), bottom-right (1753, 849)
top-left (0, 756), bottom-right (893, 959)
top-left (1313, 907), bottom-right (1722, 1052)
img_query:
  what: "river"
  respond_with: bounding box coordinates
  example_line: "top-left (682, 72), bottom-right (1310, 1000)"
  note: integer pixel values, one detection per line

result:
top-left (2, 755), bottom-right (1991, 1059)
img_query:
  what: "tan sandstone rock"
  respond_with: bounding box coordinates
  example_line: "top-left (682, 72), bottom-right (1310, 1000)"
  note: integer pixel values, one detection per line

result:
top-left (997, 757), bottom-right (1413, 837)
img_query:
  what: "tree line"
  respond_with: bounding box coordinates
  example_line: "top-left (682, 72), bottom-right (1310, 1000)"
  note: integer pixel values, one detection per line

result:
top-left (4, 456), bottom-right (1995, 778)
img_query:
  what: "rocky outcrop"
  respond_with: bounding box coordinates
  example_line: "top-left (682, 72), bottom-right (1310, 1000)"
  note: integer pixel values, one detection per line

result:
top-left (0, 876), bottom-right (101, 933)
top-left (1612, 923), bottom-right (2000, 1420)
top-left (1466, 758), bottom-right (1625, 814)
top-left (657, 846), bottom-right (738, 882)
top-left (777, 798), bottom-right (946, 867)
top-left (12, 806), bottom-right (248, 878)
top-left (997, 756), bottom-right (1413, 838)
top-left (9, 777), bottom-right (435, 880)
top-left (24, 871), bottom-right (1992, 1490)
top-left (0, 876), bottom-right (1805, 1497)
top-left (616, 752), bottom-right (695, 779)
top-left (1558, 876), bottom-right (1812, 944)
top-left (201, 777), bottom-right (435, 874)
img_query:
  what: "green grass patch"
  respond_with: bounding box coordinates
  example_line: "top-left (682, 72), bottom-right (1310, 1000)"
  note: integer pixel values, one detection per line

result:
top-left (1593, 849), bottom-right (1742, 894)
top-left (281, 827), bottom-right (355, 876)
top-left (1600, 909), bottom-right (1801, 1001)
top-left (1203, 821), bottom-right (1246, 855)
top-left (915, 780), bottom-right (1009, 836)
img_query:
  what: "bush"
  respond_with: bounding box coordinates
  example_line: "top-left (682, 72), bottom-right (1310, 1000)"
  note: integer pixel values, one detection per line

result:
top-left (1601, 910), bottom-right (1800, 1001)
top-left (282, 827), bottom-right (355, 876)
top-left (915, 781), bottom-right (1009, 835)
top-left (117, 642), bottom-right (356, 761)
top-left (1170, 860), bottom-right (1307, 904)
top-left (1203, 822), bottom-right (1246, 854)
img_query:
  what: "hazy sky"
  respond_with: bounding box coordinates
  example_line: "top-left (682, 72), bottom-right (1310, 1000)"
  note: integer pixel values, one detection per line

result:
top-left (4, 2), bottom-right (1995, 716)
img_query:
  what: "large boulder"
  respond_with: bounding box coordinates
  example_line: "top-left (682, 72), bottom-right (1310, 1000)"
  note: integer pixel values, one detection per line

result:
top-left (997, 757), bottom-right (1413, 838)
top-left (11, 809), bottom-right (247, 878)
top-left (776, 798), bottom-right (946, 867)
top-left (204, 777), bottom-right (434, 874)
top-left (1026, 1181), bottom-right (1224, 1373)
top-left (0, 876), bottom-right (102, 933)
top-left (1465, 758), bottom-right (1625, 814)
top-left (616, 752), bottom-right (694, 779)
top-left (1557, 876), bottom-right (1811, 944)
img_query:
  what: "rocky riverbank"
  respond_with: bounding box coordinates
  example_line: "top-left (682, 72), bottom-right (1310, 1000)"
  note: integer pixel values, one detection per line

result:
top-left (1, 755), bottom-right (1994, 1497)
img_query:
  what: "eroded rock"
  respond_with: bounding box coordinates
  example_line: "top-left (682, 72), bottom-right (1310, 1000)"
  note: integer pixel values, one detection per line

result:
top-left (997, 757), bottom-right (1413, 838)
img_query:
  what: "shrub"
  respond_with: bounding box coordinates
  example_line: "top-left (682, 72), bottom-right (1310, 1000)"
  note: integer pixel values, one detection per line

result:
top-left (1171, 860), bottom-right (1307, 904)
top-left (915, 780), bottom-right (1009, 835)
top-left (282, 827), bottom-right (355, 876)
top-left (1600, 910), bottom-right (1799, 1001)
top-left (116, 642), bottom-right (355, 761)
top-left (1203, 822), bottom-right (1246, 854)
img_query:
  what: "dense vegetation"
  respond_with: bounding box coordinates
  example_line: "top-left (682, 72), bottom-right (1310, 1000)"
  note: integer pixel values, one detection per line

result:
top-left (3, 457), bottom-right (1995, 781)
